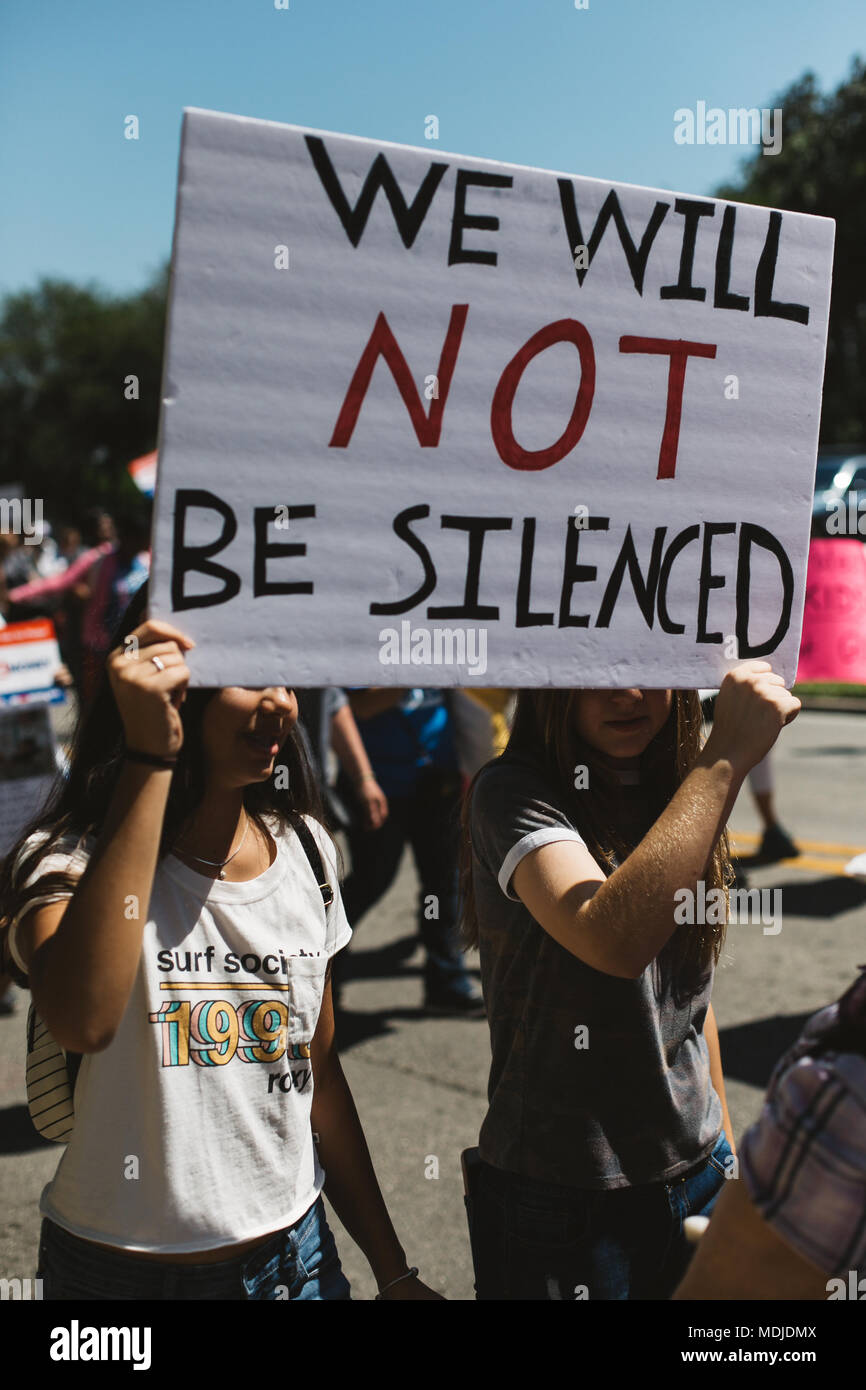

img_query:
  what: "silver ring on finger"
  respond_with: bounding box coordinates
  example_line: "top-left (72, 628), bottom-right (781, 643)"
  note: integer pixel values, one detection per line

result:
top-left (151, 656), bottom-right (166, 672)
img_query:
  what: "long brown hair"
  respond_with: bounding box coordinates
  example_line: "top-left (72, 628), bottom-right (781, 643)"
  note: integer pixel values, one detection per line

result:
top-left (459, 689), bottom-right (732, 997)
top-left (0, 584), bottom-right (327, 980)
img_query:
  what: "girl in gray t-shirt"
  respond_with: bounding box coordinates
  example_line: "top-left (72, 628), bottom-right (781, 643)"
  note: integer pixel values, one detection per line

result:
top-left (460, 668), bottom-right (799, 1300)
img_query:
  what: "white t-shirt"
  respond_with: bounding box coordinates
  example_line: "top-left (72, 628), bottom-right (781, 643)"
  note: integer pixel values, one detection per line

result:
top-left (9, 815), bottom-right (351, 1253)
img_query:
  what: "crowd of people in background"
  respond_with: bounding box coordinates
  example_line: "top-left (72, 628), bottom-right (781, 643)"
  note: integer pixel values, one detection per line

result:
top-left (0, 505), bottom-right (150, 1015)
top-left (0, 505), bottom-right (153, 697)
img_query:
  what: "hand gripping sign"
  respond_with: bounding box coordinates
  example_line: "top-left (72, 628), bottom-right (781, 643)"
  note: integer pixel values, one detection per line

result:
top-left (150, 109), bottom-right (834, 688)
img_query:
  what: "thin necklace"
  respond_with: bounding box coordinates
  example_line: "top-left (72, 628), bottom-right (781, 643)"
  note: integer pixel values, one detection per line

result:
top-left (177, 813), bottom-right (251, 880)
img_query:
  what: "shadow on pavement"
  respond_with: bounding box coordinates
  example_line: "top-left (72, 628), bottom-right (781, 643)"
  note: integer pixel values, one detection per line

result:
top-left (732, 857), bottom-right (866, 918)
top-left (336, 934), bottom-right (482, 986)
top-left (337, 933), bottom-right (418, 983)
top-left (334, 932), bottom-right (484, 1053)
top-left (0, 1104), bottom-right (57, 1155)
top-left (719, 1013), bottom-right (814, 1090)
top-left (335, 1005), bottom-right (430, 1052)
top-left (766, 875), bottom-right (866, 917)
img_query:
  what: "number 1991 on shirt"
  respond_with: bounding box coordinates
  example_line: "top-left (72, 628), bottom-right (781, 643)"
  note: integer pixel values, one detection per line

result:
top-left (148, 999), bottom-right (310, 1068)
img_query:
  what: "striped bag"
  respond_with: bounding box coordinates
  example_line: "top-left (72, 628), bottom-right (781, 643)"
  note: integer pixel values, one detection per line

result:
top-left (25, 1005), bottom-right (81, 1143)
top-left (0, 914), bottom-right (81, 1144)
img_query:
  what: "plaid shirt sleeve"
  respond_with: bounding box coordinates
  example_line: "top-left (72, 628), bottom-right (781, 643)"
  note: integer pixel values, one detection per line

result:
top-left (738, 1006), bottom-right (866, 1277)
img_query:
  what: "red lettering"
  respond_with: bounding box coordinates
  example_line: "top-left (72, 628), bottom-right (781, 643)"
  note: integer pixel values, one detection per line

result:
top-left (491, 319), bottom-right (596, 472)
top-left (618, 336), bottom-right (717, 480)
top-left (329, 304), bottom-right (468, 448)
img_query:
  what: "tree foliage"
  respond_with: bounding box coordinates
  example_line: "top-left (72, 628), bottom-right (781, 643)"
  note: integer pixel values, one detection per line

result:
top-left (0, 266), bottom-right (168, 520)
top-left (2, 60), bottom-right (863, 523)
top-left (716, 57), bottom-right (866, 444)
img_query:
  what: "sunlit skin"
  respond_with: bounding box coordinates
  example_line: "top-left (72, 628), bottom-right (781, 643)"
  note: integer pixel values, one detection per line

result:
top-left (200, 686), bottom-right (298, 789)
top-left (172, 686), bottom-right (299, 873)
top-left (572, 687), bottom-right (673, 768)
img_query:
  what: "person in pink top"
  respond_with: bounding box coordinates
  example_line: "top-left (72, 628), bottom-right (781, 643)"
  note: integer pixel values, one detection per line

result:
top-left (7, 542), bottom-right (112, 607)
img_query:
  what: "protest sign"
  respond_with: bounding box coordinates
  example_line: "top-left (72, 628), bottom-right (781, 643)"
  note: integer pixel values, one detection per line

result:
top-left (0, 620), bottom-right (65, 853)
top-left (796, 539), bottom-right (866, 683)
top-left (0, 619), bottom-right (65, 706)
top-left (150, 109), bottom-right (834, 687)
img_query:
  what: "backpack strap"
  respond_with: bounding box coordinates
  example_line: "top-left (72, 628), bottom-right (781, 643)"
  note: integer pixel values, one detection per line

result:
top-left (288, 812), bottom-right (334, 908)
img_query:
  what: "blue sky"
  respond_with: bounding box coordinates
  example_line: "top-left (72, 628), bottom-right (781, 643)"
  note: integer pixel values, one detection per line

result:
top-left (1, 0), bottom-right (861, 299)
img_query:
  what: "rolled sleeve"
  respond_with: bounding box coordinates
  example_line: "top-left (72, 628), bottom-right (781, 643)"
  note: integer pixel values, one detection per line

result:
top-left (470, 759), bottom-right (588, 901)
top-left (7, 834), bottom-right (91, 975)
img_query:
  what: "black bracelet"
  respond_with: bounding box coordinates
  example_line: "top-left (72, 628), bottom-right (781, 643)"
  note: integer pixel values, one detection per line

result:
top-left (125, 748), bottom-right (178, 769)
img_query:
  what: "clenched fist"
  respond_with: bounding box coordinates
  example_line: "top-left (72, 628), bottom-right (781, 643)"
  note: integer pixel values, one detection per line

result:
top-left (705, 661), bottom-right (800, 778)
top-left (107, 620), bottom-right (195, 759)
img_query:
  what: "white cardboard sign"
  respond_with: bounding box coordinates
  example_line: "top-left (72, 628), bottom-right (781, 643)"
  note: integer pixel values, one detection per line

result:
top-left (150, 109), bottom-right (834, 688)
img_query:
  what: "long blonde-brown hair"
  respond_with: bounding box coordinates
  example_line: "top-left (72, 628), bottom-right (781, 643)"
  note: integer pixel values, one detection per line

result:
top-left (458, 689), bottom-right (732, 997)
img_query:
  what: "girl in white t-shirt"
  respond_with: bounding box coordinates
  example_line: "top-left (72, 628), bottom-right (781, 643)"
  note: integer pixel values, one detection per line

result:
top-left (0, 590), bottom-right (441, 1301)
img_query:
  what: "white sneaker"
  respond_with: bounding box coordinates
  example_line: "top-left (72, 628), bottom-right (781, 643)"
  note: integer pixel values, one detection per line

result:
top-left (844, 852), bottom-right (866, 881)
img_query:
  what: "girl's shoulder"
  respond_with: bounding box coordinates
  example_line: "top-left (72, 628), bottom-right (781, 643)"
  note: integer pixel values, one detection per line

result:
top-left (12, 829), bottom-right (94, 889)
top-left (471, 752), bottom-right (578, 845)
top-left (6, 831), bottom-right (95, 970)
top-left (266, 812), bottom-right (338, 868)
top-left (473, 751), bottom-right (561, 807)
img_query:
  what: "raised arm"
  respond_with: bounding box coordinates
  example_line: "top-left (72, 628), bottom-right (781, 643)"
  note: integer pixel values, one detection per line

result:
top-left (15, 620), bottom-right (192, 1053)
top-left (7, 542), bottom-right (112, 604)
top-left (511, 663), bottom-right (800, 980)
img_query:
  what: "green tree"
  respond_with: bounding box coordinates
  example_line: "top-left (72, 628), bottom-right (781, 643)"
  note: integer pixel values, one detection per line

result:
top-left (716, 57), bottom-right (866, 444)
top-left (0, 266), bottom-right (168, 522)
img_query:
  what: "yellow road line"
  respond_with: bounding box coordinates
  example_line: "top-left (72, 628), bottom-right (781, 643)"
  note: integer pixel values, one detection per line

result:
top-left (731, 830), bottom-right (865, 857)
top-left (739, 855), bottom-right (853, 875)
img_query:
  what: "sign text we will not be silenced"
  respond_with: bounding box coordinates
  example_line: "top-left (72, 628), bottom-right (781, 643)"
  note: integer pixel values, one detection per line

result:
top-left (152, 113), bottom-right (834, 687)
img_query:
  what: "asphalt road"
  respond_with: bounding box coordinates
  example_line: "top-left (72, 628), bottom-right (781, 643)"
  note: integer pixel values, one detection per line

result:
top-left (1, 708), bottom-right (864, 1300)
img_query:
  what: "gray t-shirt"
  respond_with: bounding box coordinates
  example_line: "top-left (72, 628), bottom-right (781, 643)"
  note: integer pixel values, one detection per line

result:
top-left (470, 754), bottom-right (722, 1190)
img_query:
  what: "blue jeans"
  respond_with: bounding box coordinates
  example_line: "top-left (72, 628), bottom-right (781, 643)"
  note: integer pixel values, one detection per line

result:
top-left (467, 1133), bottom-right (733, 1300)
top-left (37, 1197), bottom-right (351, 1301)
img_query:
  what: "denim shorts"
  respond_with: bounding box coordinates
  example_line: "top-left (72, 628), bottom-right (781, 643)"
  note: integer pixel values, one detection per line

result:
top-left (467, 1132), bottom-right (733, 1301)
top-left (37, 1197), bottom-right (351, 1301)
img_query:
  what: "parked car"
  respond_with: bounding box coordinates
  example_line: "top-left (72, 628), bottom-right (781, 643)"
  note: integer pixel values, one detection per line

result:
top-left (812, 447), bottom-right (866, 537)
